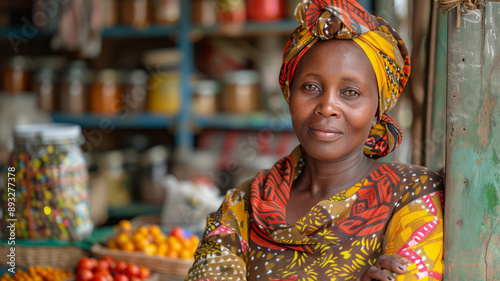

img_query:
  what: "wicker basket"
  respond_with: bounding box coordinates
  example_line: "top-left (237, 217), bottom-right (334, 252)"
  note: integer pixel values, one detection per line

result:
top-left (91, 243), bottom-right (193, 278)
top-left (0, 243), bottom-right (88, 269)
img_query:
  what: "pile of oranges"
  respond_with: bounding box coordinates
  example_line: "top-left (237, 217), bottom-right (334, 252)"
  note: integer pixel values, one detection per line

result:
top-left (0, 266), bottom-right (73, 281)
top-left (106, 220), bottom-right (200, 259)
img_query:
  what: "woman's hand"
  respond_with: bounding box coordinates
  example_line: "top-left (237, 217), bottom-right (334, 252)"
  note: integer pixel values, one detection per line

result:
top-left (358, 255), bottom-right (411, 281)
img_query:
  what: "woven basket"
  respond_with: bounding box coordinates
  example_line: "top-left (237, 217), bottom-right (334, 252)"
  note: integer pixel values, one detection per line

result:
top-left (0, 244), bottom-right (88, 269)
top-left (91, 243), bottom-right (193, 278)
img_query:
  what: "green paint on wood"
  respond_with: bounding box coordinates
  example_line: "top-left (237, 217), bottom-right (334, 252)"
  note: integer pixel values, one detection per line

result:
top-left (485, 183), bottom-right (499, 213)
top-left (445, 2), bottom-right (500, 280)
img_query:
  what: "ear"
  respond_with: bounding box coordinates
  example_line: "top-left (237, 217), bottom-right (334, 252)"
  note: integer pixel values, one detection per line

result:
top-left (372, 115), bottom-right (378, 128)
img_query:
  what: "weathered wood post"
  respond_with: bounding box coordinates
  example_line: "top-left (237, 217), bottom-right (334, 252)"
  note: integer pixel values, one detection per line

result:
top-left (444, 1), bottom-right (500, 280)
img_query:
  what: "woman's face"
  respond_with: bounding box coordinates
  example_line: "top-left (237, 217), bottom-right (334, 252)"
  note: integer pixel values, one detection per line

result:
top-left (289, 39), bottom-right (379, 162)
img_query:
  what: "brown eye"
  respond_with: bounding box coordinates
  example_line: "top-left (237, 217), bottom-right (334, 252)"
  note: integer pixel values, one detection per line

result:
top-left (303, 84), bottom-right (320, 92)
top-left (343, 90), bottom-right (360, 97)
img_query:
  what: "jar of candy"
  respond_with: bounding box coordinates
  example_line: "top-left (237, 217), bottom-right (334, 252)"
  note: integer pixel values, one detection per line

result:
top-left (1, 123), bottom-right (93, 241)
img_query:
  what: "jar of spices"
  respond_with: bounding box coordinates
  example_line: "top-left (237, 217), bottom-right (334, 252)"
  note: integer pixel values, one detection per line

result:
top-left (143, 49), bottom-right (181, 115)
top-left (120, 0), bottom-right (151, 28)
top-left (221, 70), bottom-right (261, 114)
top-left (34, 67), bottom-right (57, 112)
top-left (60, 61), bottom-right (89, 115)
top-left (2, 123), bottom-right (93, 240)
top-left (192, 80), bottom-right (219, 116)
top-left (152, 0), bottom-right (180, 25)
top-left (2, 56), bottom-right (31, 94)
top-left (193, 0), bottom-right (217, 26)
top-left (246, 0), bottom-right (284, 22)
top-left (89, 69), bottom-right (122, 115)
top-left (122, 69), bottom-right (147, 114)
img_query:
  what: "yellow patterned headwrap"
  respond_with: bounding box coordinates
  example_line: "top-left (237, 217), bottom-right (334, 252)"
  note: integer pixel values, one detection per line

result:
top-left (279, 0), bottom-right (411, 158)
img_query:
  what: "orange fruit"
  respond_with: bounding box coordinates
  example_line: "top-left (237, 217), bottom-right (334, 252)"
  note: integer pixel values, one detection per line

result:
top-left (165, 250), bottom-right (179, 258)
top-left (134, 237), bottom-right (150, 251)
top-left (107, 238), bottom-right (118, 250)
top-left (137, 226), bottom-right (149, 237)
top-left (179, 249), bottom-right (193, 259)
top-left (115, 232), bottom-right (131, 248)
top-left (188, 236), bottom-right (200, 250)
top-left (166, 236), bottom-right (183, 254)
top-left (153, 233), bottom-right (166, 245)
top-left (121, 241), bottom-right (135, 252)
top-left (149, 225), bottom-right (162, 236)
top-left (119, 220), bottom-right (132, 232)
top-left (156, 243), bottom-right (169, 256)
top-left (144, 244), bottom-right (157, 255)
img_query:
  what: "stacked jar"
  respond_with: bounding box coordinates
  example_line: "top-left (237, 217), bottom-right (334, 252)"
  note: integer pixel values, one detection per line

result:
top-left (2, 124), bottom-right (93, 240)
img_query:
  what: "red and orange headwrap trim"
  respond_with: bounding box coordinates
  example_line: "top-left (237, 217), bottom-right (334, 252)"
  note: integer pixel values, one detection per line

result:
top-left (279, 0), bottom-right (411, 158)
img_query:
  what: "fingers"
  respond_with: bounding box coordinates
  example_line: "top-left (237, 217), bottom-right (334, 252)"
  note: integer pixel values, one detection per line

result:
top-left (375, 255), bottom-right (411, 275)
top-left (360, 255), bottom-right (411, 281)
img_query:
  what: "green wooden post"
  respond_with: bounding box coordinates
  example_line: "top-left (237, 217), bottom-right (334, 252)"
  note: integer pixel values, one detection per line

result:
top-left (427, 12), bottom-right (447, 172)
top-left (445, 2), bottom-right (500, 280)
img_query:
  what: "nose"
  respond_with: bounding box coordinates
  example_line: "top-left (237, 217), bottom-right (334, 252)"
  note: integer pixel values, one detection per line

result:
top-left (314, 90), bottom-right (341, 118)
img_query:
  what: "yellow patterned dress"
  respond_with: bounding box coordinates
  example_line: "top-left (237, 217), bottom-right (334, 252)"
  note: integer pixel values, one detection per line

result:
top-left (185, 147), bottom-right (444, 281)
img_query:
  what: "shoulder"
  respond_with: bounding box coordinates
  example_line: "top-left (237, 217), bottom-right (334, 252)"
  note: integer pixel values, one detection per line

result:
top-left (383, 162), bottom-right (444, 208)
top-left (223, 178), bottom-right (253, 204)
top-left (385, 162), bottom-right (443, 188)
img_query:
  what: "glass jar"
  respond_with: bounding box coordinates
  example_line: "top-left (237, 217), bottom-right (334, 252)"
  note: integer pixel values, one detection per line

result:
top-left (193, 0), bottom-right (217, 26)
top-left (152, 0), bottom-right (180, 25)
top-left (1, 124), bottom-right (93, 240)
top-left (2, 56), bottom-right (31, 94)
top-left (192, 80), bottom-right (219, 116)
top-left (60, 61), bottom-right (89, 115)
top-left (216, 0), bottom-right (245, 33)
top-left (246, 0), bottom-right (284, 22)
top-left (120, 0), bottom-right (151, 28)
top-left (89, 69), bottom-right (122, 115)
top-left (34, 67), bottom-right (57, 113)
top-left (221, 70), bottom-right (261, 114)
top-left (122, 69), bottom-right (147, 114)
top-left (144, 49), bottom-right (181, 115)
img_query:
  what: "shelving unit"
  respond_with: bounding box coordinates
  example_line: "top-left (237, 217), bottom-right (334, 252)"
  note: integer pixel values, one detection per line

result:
top-left (1, 0), bottom-right (372, 149)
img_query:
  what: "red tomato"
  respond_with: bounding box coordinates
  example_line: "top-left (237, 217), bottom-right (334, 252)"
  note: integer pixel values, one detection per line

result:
top-left (138, 267), bottom-right (150, 280)
top-left (170, 227), bottom-right (183, 239)
top-left (130, 277), bottom-right (141, 281)
top-left (77, 258), bottom-right (95, 271)
top-left (125, 264), bottom-right (140, 278)
top-left (115, 261), bottom-right (128, 274)
top-left (89, 258), bottom-right (99, 269)
top-left (96, 260), bottom-right (109, 271)
top-left (103, 257), bottom-right (116, 270)
top-left (92, 273), bottom-right (108, 281)
top-left (77, 269), bottom-right (94, 281)
top-left (115, 274), bottom-right (129, 281)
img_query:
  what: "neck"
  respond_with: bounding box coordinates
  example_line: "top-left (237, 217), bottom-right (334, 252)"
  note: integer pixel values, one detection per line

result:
top-left (294, 149), bottom-right (378, 199)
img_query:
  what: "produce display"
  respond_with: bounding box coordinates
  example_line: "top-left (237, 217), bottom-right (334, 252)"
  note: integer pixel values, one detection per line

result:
top-left (0, 266), bottom-right (73, 281)
top-left (106, 220), bottom-right (199, 259)
top-left (76, 256), bottom-right (151, 281)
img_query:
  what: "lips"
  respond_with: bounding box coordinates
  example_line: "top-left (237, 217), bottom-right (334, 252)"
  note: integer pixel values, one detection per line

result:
top-left (308, 124), bottom-right (343, 141)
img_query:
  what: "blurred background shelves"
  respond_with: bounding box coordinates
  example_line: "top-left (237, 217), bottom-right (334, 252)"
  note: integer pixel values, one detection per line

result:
top-left (194, 113), bottom-right (293, 131)
top-left (51, 113), bottom-right (175, 129)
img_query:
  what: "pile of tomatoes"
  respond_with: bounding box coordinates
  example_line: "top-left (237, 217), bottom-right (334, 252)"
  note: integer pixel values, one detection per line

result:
top-left (76, 257), bottom-right (150, 281)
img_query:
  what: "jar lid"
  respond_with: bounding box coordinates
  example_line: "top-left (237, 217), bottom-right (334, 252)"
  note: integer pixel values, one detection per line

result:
top-left (224, 70), bottom-right (259, 85)
top-left (96, 69), bottom-right (120, 83)
top-left (127, 69), bottom-right (148, 86)
top-left (142, 48), bottom-right (181, 67)
top-left (14, 123), bottom-right (82, 142)
top-left (194, 80), bottom-right (220, 96)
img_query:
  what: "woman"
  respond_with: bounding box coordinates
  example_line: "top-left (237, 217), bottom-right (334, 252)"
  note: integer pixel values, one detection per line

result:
top-left (185, 1), bottom-right (444, 280)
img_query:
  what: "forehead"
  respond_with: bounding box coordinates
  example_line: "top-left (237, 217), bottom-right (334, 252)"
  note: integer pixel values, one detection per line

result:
top-left (293, 39), bottom-right (377, 87)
